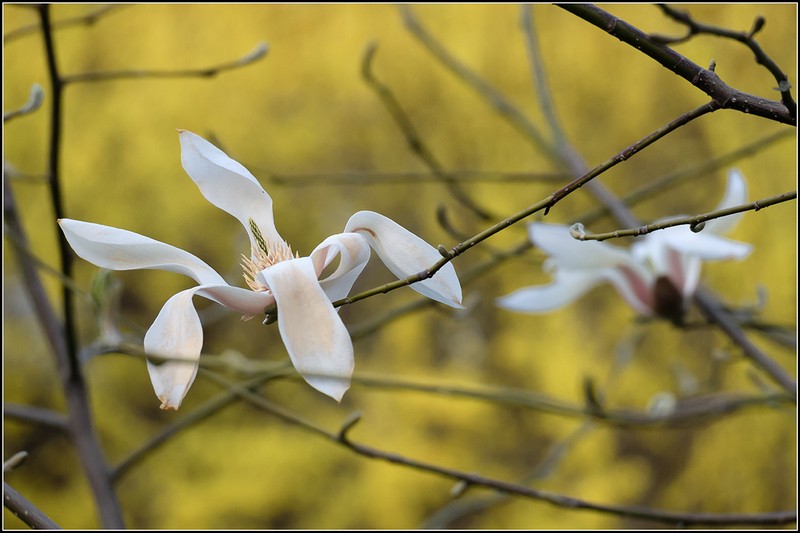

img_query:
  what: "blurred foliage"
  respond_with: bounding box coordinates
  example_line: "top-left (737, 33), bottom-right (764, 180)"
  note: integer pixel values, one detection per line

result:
top-left (3, 3), bottom-right (796, 529)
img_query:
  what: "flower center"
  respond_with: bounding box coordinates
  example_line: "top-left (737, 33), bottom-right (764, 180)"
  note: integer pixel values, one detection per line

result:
top-left (241, 218), bottom-right (298, 292)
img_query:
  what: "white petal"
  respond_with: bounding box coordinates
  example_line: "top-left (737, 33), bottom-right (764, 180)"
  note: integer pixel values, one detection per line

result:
top-left (261, 258), bottom-right (354, 401)
top-left (529, 222), bottom-right (632, 269)
top-left (196, 284), bottom-right (275, 316)
top-left (178, 130), bottom-right (283, 248)
top-left (58, 219), bottom-right (225, 285)
top-left (496, 269), bottom-right (605, 313)
top-left (705, 168), bottom-right (748, 235)
top-left (344, 211), bottom-right (463, 308)
top-left (657, 227), bottom-right (752, 261)
top-left (144, 288), bottom-right (205, 410)
top-left (310, 233), bottom-right (371, 302)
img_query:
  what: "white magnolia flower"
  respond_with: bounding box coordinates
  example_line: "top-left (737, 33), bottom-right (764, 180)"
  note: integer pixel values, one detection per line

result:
top-left (497, 169), bottom-right (752, 322)
top-left (60, 130), bottom-right (462, 410)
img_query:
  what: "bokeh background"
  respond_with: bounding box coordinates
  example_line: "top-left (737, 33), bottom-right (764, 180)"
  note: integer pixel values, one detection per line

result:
top-left (3, 4), bottom-right (796, 529)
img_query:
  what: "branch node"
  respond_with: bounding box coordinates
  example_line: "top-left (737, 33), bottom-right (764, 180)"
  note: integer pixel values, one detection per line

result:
top-left (337, 410), bottom-right (363, 443)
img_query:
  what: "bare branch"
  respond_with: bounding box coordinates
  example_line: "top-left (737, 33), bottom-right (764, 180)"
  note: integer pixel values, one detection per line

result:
top-left (361, 42), bottom-right (494, 220)
top-left (655, 4), bottom-right (796, 118)
top-left (200, 370), bottom-right (796, 527)
top-left (557, 4), bottom-right (796, 126)
top-left (3, 404), bottom-right (69, 432)
top-left (3, 84), bottom-right (44, 123)
top-left (571, 190), bottom-right (796, 241)
top-left (62, 43), bottom-right (268, 84)
top-left (3, 4), bottom-right (127, 44)
top-left (3, 482), bottom-right (61, 529)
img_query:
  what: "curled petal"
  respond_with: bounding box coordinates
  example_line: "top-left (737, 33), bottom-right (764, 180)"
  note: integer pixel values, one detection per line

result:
top-left (529, 222), bottom-right (632, 270)
top-left (261, 258), bottom-right (354, 401)
top-left (705, 168), bottom-right (748, 235)
top-left (58, 219), bottom-right (225, 286)
top-left (310, 233), bottom-right (371, 302)
top-left (344, 211), bottom-right (463, 308)
top-left (178, 130), bottom-right (283, 248)
top-left (144, 288), bottom-right (205, 410)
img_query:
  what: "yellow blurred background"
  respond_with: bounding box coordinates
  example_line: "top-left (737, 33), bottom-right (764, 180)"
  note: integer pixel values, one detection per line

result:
top-left (3, 4), bottom-right (796, 529)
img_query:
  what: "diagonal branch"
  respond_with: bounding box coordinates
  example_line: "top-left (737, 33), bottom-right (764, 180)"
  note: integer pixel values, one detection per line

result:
top-left (3, 482), bottom-right (61, 530)
top-left (557, 4), bottom-right (796, 126)
top-left (361, 42), bottom-right (494, 220)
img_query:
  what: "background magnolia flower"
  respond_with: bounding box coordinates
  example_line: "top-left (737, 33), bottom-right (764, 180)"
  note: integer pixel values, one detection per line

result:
top-left (60, 131), bottom-right (462, 410)
top-left (497, 169), bottom-right (752, 323)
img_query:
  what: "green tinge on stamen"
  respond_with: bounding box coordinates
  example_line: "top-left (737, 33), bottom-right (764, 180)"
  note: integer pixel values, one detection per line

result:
top-left (249, 218), bottom-right (269, 256)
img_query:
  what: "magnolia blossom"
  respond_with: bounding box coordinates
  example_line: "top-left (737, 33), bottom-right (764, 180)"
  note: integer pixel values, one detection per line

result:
top-left (497, 169), bottom-right (752, 322)
top-left (60, 131), bottom-right (462, 410)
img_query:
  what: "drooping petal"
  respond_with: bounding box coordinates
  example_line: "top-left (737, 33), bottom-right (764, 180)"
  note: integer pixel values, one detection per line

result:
top-left (344, 211), bottom-right (463, 308)
top-left (496, 269), bottom-right (606, 313)
top-left (704, 168), bottom-right (748, 235)
top-left (58, 219), bottom-right (226, 286)
top-left (310, 233), bottom-right (371, 302)
top-left (178, 130), bottom-right (282, 248)
top-left (529, 222), bottom-right (633, 270)
top-left (143, 288), bottom-right (205, 410)
top-left (260, 257), bottom-right (354, 401)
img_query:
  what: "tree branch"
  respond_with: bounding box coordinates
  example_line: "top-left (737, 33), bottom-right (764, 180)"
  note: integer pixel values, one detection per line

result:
top-left (557, 4), bottom-right (796, 126)
top-left (571, 190), bottom-right (796, 241)
top-left (61, 43), bottom-right (268, 84)
top-left (200, 370), bottom-right (796, 527)
top-left (3, 482), bottom-right (61, 530)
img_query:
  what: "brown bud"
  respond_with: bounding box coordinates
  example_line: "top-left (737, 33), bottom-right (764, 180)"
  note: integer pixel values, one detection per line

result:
top-left (653, 276), bottom-right (685, 325)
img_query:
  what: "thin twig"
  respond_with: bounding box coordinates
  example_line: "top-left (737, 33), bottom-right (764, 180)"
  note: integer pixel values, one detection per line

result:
top-left (577, 129), bottom-right (795, 227)
top-left (111, 373), bottom-right (276, 480)
top-left (3, 83), bottom-right (44, 123)
top-left (3, 403), bottom-right (69, 432)
top-left (62, 43), bottom-right (268, 84)
top-left (520, 5), bottom-right (576, 163)
top-left (362, 42), bottom-right (494, 220)
top-left (264, 169), bottom-right (569, 187)
top-left (572, 190), bottom-right (796, 241)
top-left (3, 4), bottom-right (126, 44)
top-left (399, 5), bottom-right (556, 159)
